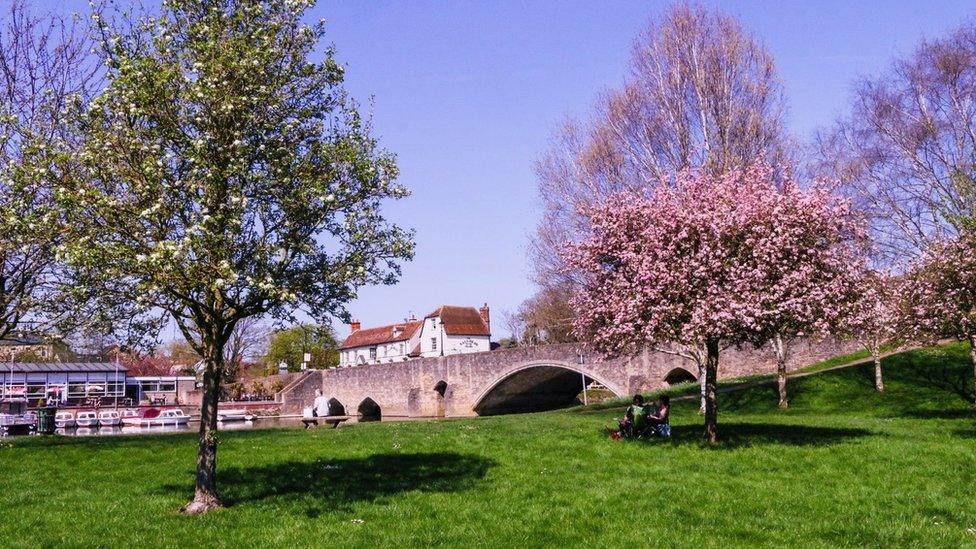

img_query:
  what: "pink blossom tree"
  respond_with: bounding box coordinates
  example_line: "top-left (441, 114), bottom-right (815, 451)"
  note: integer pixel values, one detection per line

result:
top-left (903, 234), bottom-right (976, 406)
top-left (564, 161), bottom-right (865, 441)
top-left (841, 271), bottom-right (904, 392)
top-left (742, 180), bottom-right (867, 408)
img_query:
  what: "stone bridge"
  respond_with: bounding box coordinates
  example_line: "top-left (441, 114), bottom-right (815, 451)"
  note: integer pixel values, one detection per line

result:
top-left (278, 339), bottom-right (859, 420)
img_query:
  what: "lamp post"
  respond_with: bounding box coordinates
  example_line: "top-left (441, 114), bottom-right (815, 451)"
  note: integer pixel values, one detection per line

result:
top-left (114, 352), bottom-right (119, 410)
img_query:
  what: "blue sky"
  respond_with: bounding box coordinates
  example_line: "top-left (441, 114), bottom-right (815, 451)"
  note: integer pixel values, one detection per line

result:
top-left (310, 0), bottom-right (974, 336)
top-left (50, 0), bottom-right (976, 337)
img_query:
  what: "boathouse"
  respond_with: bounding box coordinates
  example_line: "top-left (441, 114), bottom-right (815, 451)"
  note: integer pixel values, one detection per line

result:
top-left (0, 362), bottom-right (127, 404)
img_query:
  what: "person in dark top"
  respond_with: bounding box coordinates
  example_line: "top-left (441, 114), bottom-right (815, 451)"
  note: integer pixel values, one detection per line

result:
top-left (646, 395), bottom-right (671, 437)
top-left (647, 395), bottom-right (670, 425)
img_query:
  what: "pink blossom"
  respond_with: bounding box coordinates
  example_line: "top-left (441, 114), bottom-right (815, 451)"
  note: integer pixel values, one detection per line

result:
top-left (563, 160), bottom-right (866, 357)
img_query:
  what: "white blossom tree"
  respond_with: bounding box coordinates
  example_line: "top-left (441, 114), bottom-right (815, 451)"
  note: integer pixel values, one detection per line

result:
top-left (0, 1), bottom-right (101, 340)
top-left (57, 0), bottom-right (413, 514)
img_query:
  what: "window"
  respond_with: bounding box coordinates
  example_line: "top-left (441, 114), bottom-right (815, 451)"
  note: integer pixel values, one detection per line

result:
top-left (159, 382), bottom-right (176, 392)
top-left (369, 347), bottom-right (377, 360)
top-left (431, 338), bottom-right (437, 352)
top-left (399, 343), bottom-right (404, 355)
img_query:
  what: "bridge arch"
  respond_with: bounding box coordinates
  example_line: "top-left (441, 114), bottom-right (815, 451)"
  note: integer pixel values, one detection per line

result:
top-left (327, 397), bottom-right (346, 416)
top-left (433, 380), bottom-right (448, 418)
top-left (663, 367), bottom-right (697, 386)
top-left (472, 360), bottom-right (623, 416)
top-left (357, 397), bottom-right (381, 421)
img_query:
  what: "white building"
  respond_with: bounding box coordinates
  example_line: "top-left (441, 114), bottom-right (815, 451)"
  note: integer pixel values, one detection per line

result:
top-left (338, 304), bottom-right (491, 367)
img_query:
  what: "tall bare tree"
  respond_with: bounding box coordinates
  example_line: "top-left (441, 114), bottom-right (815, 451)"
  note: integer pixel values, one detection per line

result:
top-left (529, 3), bottom-right (789, 346)
top-left (816, 22), bottom-right (976, 263)
top-left (513, 283), bottom-right (578, 345)
top-left (223, 315), bottom-right (269, 379)
top-left (0, 1), bottom-right (100, 340)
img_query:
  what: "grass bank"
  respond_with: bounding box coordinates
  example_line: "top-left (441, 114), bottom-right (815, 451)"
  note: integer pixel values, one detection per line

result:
top-left (0, 343), bottom-right (974, 547)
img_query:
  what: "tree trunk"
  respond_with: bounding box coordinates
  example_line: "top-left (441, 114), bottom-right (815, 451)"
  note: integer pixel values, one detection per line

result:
top-left (698, 362), bottom-right (706, 415)
top-left (970, 334), bottom-right (976, 409)
top-left (872, 344), bottom-right (884, 392)
top-left (773, 333), bottom-right (788, 409)
top-left (182, 355), bottom-right (223, 514)
top-left (703, 338), bottom-right (719, 443)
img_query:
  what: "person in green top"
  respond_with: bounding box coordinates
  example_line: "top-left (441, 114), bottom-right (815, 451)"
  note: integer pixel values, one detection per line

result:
top-left (618, 394), bottom-right (647, 438)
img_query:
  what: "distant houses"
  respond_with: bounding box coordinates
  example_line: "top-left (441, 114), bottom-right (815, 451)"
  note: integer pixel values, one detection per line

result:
top-left (338, 304), bottom-right (491, 367)
top-left (0, 334), bottom-right (60, 362)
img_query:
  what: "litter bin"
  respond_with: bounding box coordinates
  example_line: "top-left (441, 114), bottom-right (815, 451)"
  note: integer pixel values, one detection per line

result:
top-left (36, 406), bottom-right (56, 435)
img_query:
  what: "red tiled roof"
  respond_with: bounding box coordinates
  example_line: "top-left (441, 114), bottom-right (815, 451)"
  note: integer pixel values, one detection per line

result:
top-left (339, 320), bottom-right (421, 350)
top-left (425, 305), bottom-right (490, 336)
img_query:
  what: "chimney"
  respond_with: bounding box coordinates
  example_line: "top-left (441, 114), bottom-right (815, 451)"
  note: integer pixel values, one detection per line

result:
top-left (479, 303), bottom-right (490, 333)
top-left (350, 319), bottom-right (361, 334)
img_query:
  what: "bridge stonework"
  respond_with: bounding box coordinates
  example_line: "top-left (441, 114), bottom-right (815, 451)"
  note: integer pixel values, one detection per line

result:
top-left (279, 338), bottom-right (860, 419)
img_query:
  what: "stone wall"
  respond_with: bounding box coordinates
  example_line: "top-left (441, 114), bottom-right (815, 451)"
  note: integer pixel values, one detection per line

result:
top-left (278, 370), bottom-right (322, 414)
top-left (277, 337), bottom-right (862, 418)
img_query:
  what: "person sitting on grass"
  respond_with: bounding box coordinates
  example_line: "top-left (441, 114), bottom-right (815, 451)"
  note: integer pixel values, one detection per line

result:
top-left (617, 394), bottom-right (647, 438)
top-left (646, 395), bottom-right (671, 437)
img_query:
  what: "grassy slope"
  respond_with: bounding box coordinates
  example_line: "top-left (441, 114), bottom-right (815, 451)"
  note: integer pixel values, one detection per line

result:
top-left (0, 344), bottom-right (974, 547)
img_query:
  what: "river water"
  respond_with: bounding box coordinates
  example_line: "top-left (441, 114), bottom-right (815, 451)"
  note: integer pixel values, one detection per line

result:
top-left (47, 416), bottom-right (313, 437)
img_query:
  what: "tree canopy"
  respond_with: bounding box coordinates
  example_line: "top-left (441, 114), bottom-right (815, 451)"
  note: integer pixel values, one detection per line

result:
top-left (265, 323), bottom-right (339, 371)
top-left (56, 0), bottom-right (413, 513)
top-left (565, 161), bottom-right (865, 440)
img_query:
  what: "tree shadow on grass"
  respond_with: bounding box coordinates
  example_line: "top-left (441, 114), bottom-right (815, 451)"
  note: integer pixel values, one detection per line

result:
top-left (952, 428), bottom-right (976, 439)
top-left (897, 408), bottom-right (975, 420)
top-left (159, 452), bottom-right (495, 516)
top-left (896, 356), bottom-right (975, 404)
top-left (611, 422), bottom-right (873, 450)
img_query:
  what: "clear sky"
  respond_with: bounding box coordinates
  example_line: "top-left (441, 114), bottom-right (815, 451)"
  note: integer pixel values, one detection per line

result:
top-left (48, 0), bottom-right (976, 338)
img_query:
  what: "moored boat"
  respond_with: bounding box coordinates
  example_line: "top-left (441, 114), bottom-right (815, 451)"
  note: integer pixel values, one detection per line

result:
top-left (143, 408), bottom-right (189, 427)
top-left (217, 409), bottom-right (255, 422)
top-left (120, 408), bottom-right (142, 426)
top-left (98, 410), bottom-right (122, 427)
top-left (54, 411), bottom-right (76, 429)
top-left (75, 410), bottom-right (99, 428)
top-left (0, 398), bottom-right (37, 436)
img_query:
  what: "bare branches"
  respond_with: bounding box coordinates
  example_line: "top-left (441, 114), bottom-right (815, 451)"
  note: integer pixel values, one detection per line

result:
top-left (0, 0), bottom-right (99, 140)
top-left (531, 3), bottom-right (789, 290)
top-left (0, 1), bottom-right (99, 341)
top-left (816, 22), bottom-right (976, 264)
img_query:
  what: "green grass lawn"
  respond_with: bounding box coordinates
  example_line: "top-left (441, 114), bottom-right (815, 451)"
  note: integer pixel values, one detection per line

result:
top-left (1, 343), bottom-right (974, 547)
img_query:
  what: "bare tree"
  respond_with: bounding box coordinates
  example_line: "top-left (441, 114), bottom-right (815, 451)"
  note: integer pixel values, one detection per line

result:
top-left (0, 1), bottom-right (99, 340)
top-left (499, 309), bottom-right (525, 344)
top-left (223, 316), bottom-right (269, 380)
top-left (815, 22), bottom-right (976, 263)
top-left (514, 283), bottom-right (579, 345)
top-left (530, 2), bottom-right (789, 297)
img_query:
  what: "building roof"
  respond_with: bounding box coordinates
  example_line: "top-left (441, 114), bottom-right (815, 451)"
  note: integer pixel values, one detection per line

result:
top-left (0, 334), bottom-right (47, 347)
top-left (0, 362), bottom-right (128, 373)
top-left (339, 320), bottom-right (422, 350)
top-left (425, 305), bottom-right (490, 336)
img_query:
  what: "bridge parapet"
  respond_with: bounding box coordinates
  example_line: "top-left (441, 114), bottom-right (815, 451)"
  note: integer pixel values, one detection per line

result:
top-left (277, 338), bottom-right (860, 419)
